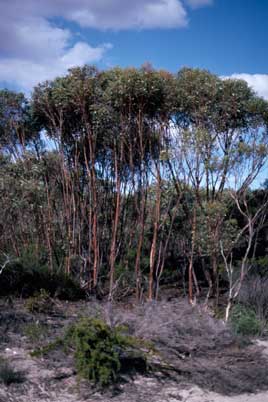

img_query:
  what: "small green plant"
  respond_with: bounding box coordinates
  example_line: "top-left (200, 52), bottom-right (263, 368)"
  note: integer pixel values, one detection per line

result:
top-left (23, 322), bottom-right (48, 344)
top-left (230, 304), bottom-right (262, 336)
top-left (65, 318), bottom-right (147, 386)
top-left (30, 338), bottom-right (63, 357)
top-left (26, 289), bottom-right (53, 314)
top-left (0, 358), bottom-right (25, 386)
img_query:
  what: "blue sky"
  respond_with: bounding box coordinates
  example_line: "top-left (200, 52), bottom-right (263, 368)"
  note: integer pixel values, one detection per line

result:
top-left (92, 0), bottom-right (268, 75)
top-left (0, 0), bottom-right (268, 98)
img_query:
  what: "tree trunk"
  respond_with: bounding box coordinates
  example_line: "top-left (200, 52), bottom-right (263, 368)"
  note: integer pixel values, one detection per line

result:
top-left (188, 206), bottom-right (197, 304)
top-left (109, 145), bottom-right (122, 300)
top-left (149, 167), bottom-right (161, 301)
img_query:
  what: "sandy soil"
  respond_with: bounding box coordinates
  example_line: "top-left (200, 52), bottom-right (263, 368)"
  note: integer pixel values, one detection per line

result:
top-left (1, 300), bottom-right (268, 402)
top-left (177, 387), bottom-right (268, 402)
top-left (1, 345), bottom-right (268, 402)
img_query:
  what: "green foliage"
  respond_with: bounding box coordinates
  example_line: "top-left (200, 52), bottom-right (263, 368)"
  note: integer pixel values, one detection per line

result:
top-left (26, 289), bottom-right (52, 314)
top-left (0, 358), bottom-right (25, 386)
top-left (115, 247), bottom-right (149, 286)
top-left (30, 338), bottom-right (63, 357)
top-left (23, 322), bottom-right (48, 344)
top-left (65, 318), bottom-right (146, 386)
top-left (0, 89), bottom-right (37, 150)
top-left (176, 67), bottom-right (266, 132)
top-left (250, 256), bottom-right (268, 277)
top-left (230, 304), bottom-right (262, 336)
top-left (0, 257), bottom-right (85, 300)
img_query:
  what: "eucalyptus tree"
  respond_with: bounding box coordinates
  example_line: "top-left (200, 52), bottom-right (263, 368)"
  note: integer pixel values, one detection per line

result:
top-left (0, 89), bottom-right (39, 158)
top-left (102, 66), bottom-right (176, 300)
top-left (172, 67), bottom-right (268, 302)
top-left (32, 66), bottom-right (108, 283)
top-left (0, 90), bottom-right (44, 276)
top-left (0, 154), bottom-right (47, 259)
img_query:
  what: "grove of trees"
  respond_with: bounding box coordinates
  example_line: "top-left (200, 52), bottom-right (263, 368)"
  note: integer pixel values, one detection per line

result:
top-left (1, 65), bottom-right (268, 319)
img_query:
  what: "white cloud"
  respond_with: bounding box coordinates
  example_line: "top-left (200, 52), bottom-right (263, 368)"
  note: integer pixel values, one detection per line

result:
top-left (0, 42), bottom-right (111, 93)
top-left (140, 0), bottom-right (187, 29)
top-left (67, 0), bottom-right (188, 29)
top-left (0, 1), bottom-right (115, 91)
top-left (1, 0), bottom-right (189, 33)
top-left (1, 18), bottom-right (73, 64)
top-left (0, 0), bottom-right (213, 91)
top-left (185, 0), bottom-right (213, 9)
top-left (227, 74), bottom-right (268, 100)
top-left (61, 42), bottom-right (112, 68)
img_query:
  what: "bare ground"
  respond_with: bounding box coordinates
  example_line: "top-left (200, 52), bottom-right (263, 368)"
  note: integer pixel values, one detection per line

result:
top-left (1, 298), bottom-right (268, 402)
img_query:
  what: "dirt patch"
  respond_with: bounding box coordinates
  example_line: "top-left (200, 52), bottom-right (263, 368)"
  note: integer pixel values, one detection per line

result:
top-left (110, 300), bottom-right (268, 395)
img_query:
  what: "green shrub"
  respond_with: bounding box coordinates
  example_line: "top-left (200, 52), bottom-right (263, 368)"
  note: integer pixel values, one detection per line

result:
top-left (26, 289), bottom-right (53, 314)
top-left (0, 258), bottom-right (85, 300)
top-left (23, 322), bottom-right (48, 344)
top-left (249, 256), bottom-right (268, 277)
top-left (0, 358), bottom-right (25, 386)
top-left (65, 318), bottom-right (147, 386)
top-left (230, 304), bottom-right (262, 336)
top-left (30, 338), bottom-right (63, 357)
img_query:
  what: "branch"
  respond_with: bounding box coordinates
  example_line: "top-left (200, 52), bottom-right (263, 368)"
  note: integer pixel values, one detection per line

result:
top-left (0, 253), bottom-right (12, 275)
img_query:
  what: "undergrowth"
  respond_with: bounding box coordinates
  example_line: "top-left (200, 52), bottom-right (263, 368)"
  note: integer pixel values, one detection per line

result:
top-left (31, 317), bottom-right (148, 387)
top-left (0, 258), bottom-right (85, 300)
top-left (230, 304), bottom-right (262, 336)
top-left (26, 289), bottom-right (53, 314)
top-left (0, 358), bottom-right (25, 386)
top-left (65, 318), bottom-right (148, 386)
top-left (24, 321), bottom-right (49, 345)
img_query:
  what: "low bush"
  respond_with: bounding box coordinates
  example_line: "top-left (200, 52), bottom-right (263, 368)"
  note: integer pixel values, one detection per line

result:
top-left (65, 318), bottom-right (147, 386)
top-left (230, 304), bottom-right (262, 336)
top-left (239, 274), bottom-right (268, 321)
top-left (23, 321), bottom-right (48, 344)
top-left (0, 358), bottom-right (25, 386)
top-left (30, 338), bottom-right (63, 357)
top-left (26, 289), bottom-right (53, 314)
top-left (0, 260), bottom-right (85, 300)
